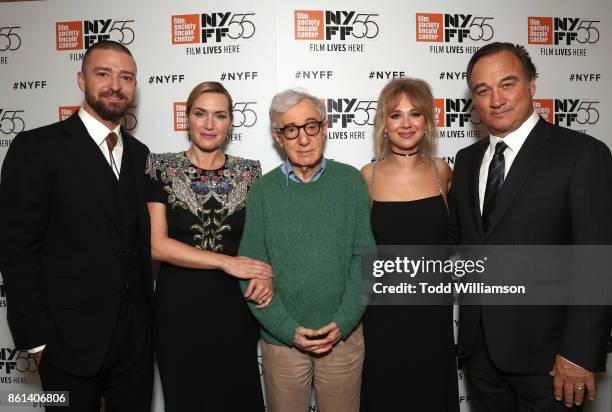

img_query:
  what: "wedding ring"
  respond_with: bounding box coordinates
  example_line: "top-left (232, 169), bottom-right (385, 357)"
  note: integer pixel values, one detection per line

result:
top-left (574, 384), bottom-right (586, 391)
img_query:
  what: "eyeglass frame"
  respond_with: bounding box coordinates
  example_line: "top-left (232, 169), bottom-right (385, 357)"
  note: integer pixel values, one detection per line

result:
top-left (274, 120), bottom-right (327, 140)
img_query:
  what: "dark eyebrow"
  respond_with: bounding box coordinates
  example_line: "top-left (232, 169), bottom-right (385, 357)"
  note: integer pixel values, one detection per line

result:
top-left (92, 66), bottom-right (135, 77)
top-left (500, 75), bottom-right (519, 83)
top-left (471, 82), bottom-right (488, 91)
top-left (191, 107), bottom-right (228, 114)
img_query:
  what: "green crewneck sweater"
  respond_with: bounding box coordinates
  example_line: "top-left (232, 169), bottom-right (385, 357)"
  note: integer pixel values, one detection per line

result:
top-left (238, 159), bottom-right (375, 346)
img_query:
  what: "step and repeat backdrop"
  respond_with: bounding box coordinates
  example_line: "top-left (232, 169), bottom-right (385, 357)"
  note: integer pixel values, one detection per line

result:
top-left (0, 0), bottom-right (611, 410)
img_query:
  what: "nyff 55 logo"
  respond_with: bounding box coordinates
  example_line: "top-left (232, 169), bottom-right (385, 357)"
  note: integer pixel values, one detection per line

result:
top-left (416, 13), bottom-right (494, 43)
top-left (0, 26), bottom-right (22, 51)
top-left (528, 17), bottom-right (599, 45)
top-left (294, 11), bottom-right (379, 41)
top-left (433, 98), bottom-right (481, 127)
top-left (56, 19), bottom-right (135, 50)
top-left (0, 109), bottom-right (25, 135)
top-left (533, 99), bottom-right (599, 126)
top-left (171, 12), bottom-right (255, 44)
top-left (326, 99), bottom-right (377, 128)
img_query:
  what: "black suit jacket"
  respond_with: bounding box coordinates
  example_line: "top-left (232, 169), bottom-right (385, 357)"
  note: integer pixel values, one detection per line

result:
top-left (0, 113), bottom-right (152, 377)
top-left (449, 117), bottom-right (612, 374)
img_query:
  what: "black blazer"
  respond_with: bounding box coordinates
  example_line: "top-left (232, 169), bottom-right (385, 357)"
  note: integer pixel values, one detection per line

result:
top-left (449, 117), bottom-right (612, 374)
top-left (0, 113), bottom-right (152, 377)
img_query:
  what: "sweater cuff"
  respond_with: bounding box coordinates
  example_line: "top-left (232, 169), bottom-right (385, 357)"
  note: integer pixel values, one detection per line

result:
top-left (276, 317), bottom-right (300, 347)
top-left (335, 316), bottom-right (357, 340)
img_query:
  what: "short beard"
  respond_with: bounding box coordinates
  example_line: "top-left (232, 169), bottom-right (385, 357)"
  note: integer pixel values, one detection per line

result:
top-left (85, 88), bottom-right (131, 122)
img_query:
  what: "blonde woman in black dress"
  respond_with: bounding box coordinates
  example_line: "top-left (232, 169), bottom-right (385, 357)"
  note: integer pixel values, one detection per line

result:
top-left (146, 82), bottom-right (270, 411)
top-left (360, 78), bottom-right (458, 411)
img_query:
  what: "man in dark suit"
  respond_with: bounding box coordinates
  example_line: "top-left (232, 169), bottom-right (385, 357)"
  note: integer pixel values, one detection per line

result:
top-left (449, 42), bottom-right (612, 411)
top-left (0, 40), bottom-right (153, 411)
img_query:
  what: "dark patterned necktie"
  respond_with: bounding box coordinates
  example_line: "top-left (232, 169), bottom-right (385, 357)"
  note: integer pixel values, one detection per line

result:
top-left (482, 141), bottom-right (508, 232)
top-left (106, 132), bottom-right (119, 177)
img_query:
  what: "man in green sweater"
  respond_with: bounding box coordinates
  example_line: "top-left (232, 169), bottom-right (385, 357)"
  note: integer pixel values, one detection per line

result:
top-left (238, 89), bottom-right (375, 412)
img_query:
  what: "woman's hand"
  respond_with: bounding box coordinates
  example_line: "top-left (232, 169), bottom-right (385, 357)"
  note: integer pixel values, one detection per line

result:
top-left (222, 256), bottom-right (273, 280)
top-left (244, 278), bottom-right (274, 308)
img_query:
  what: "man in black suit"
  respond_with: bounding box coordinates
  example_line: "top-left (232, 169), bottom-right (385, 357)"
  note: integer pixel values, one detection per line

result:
top-left (449, 42), bottom-right (612, 411)
top-left (0, 40), bottom-right (153, 411)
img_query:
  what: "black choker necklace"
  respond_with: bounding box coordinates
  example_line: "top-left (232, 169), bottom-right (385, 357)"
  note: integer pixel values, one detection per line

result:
top-left (391, 149), bottom-right (419, 157)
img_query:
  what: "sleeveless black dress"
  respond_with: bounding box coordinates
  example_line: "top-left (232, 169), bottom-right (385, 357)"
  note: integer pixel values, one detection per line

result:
top-left (361, 161), bottom-right (459, 412)
top-left (145, 152), bottom-right (264, 411)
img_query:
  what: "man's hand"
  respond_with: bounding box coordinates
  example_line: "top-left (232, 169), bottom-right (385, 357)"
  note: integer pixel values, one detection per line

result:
top-left (244, 277), bottom-right (274, 308)
top-left (549, 354), bottom-right (596, 407)
top-left (308, 322), bottom-right (342, 354)
top-left (293, 326), bottom-right (329, 351)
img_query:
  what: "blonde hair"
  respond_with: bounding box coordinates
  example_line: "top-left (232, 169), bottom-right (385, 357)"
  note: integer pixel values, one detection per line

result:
top-left (373, 78), bottom-right (436, 159)
top-left (185, 81), bottom-right (233, 123)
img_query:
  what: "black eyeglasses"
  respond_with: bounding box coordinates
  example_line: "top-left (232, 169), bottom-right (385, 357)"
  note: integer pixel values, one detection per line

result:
top-left (275, 121), bottom-right (325, 140)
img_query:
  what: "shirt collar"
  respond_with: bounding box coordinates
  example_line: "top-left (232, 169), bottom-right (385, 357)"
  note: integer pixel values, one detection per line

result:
top-left (281, 157), bottom-right (327, 183)
top-left (78, 107), bottom-right (122, 148)
top-left (488, 111), bottom-right (539, 155)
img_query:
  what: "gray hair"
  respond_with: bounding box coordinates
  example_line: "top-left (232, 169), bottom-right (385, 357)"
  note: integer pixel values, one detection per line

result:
top-left (269, 89), bottom-right (327, 129)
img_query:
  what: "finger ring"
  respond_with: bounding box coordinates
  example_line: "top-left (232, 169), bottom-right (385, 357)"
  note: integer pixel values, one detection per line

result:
top-left (574, 384), bottom-right (586, 391)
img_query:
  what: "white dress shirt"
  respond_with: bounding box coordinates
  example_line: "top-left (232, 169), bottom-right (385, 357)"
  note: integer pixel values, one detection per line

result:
top-left (478, 111), bottom-right (540, 214)
top-left (78, 107), bottom-right (123, 178)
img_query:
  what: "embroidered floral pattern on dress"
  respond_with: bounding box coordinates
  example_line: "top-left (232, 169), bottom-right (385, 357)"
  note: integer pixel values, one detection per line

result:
top-left (146, 152), bottom-right (261, 251)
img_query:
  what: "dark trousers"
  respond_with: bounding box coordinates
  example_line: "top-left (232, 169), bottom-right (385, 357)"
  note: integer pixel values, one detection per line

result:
top-left (463, 324), bottom-right (582, 412)
top-left (39, 299), bottom-right (153, 412)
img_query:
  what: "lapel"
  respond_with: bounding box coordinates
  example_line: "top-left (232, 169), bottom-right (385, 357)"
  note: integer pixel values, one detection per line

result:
top-left (61, 113), bottom-right (119, 232)
top-left (484, 118), bottom-right (552, 239)
top-left (470, 139), bottom-right (489, 240)
top-left (121, 130), bottom-right (146, 217)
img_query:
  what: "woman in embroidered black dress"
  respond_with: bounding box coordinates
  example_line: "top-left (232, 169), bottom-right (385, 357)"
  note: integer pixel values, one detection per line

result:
top-left (360, 79), bottom-right (458, 411)
top-left (145, 82), bottom-right (270, 411)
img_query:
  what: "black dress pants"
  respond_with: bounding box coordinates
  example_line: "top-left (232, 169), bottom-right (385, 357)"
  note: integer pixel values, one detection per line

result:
top-left (39, 298), bottom-right (153, 412)
top-left (464, 324), bottom-right (583, 412)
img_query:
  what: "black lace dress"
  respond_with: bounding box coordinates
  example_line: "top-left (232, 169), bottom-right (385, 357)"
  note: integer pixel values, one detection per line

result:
top-left (146, 152), bottom-right (264, 411)
top-left (361, 160), bottom-right (459, 412)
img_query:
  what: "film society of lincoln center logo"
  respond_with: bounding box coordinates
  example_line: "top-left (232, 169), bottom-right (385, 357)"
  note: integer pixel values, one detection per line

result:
top-left (294, 10), bottom-right (379, 51)
top-left (416, 13), bottom-right (494, 52)
top-left (171, 12), bottom-right (255, 53)
top-left (56, 18), bottom-right (135, 50)
top-left (533, 99), bottom-right (599, 128)
top-left (173, 102), bottom-right (257, 132)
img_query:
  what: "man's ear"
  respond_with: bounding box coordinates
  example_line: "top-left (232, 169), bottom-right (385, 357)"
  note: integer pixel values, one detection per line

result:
top-left (77, 71), bottom-right (86, 92)
top-left (272, 130), bottom-right (284, 149)
top-left (528, 79), bottom-right (536, 98)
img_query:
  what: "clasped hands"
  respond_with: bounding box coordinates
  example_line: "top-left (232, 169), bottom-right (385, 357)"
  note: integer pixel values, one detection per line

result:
top-left (293, 322), bottom-right (342, 354)
top-left (550, 354), bottom-right (596, 407)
